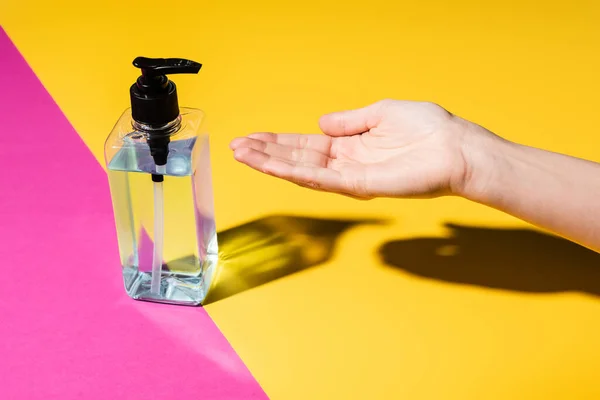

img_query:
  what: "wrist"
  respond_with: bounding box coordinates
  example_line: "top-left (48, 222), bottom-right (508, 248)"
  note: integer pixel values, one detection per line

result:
top-left (452, 118), bottom-right (517, 203)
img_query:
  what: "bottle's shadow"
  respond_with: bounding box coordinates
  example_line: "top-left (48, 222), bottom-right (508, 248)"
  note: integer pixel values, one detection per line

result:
top-left (379, 223), bottom-right (600, 296)
top-left (199, 215), bottom-right (382, 304)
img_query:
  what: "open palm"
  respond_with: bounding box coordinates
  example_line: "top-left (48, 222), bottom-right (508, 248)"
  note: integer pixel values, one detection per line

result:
top-left (230, 100), bottom-right (471, 199)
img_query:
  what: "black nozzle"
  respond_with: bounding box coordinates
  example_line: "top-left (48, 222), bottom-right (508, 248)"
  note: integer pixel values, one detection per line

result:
top-left (130, 56), bottom-right (202, 127)
top-left (133, 57), bottom-right (202, 78)
top-left (129, 56), bottom-right (202, 174)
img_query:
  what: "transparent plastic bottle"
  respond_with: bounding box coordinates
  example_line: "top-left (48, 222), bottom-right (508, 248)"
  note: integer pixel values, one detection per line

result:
top-left (104, 57), bottom-right (217, 306)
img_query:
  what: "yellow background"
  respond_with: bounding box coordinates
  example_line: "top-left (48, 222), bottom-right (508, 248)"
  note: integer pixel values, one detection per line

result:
top-left (2, 1), bottom-right (600, 398)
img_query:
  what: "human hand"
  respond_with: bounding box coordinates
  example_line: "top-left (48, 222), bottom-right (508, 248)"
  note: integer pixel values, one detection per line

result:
top-left (230, 99), bottom-right (496, 199)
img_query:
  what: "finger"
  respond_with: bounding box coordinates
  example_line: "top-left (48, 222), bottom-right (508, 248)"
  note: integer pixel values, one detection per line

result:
top-left (318, 101), bottom-right (386, 137)
top-left (245, 132), bottom-right (334, 155)
top-left (233, 147), bottom-right (346, 192)
top-left (229, 137), bottom-right (329, 167)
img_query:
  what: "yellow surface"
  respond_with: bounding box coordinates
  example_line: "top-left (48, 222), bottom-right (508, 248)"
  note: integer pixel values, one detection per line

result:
top-left (3, 1), bottom-right (600, 398)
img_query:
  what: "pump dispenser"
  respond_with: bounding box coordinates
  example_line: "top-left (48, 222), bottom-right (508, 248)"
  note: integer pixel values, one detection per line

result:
top-left (104, 57), bottom-right (218, 306)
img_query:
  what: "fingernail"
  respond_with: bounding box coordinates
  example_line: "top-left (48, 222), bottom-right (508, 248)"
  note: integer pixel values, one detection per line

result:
top-left (229, 138), bottom-right (243, 149)
top-left (248, 132), bottom-right (269, 139)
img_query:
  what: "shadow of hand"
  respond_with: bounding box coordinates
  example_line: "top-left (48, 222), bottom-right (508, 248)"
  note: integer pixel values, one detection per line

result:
top-left (201, 215), bottom-right (381, 304)
top-left (379, 223), bottom-right (600, 296)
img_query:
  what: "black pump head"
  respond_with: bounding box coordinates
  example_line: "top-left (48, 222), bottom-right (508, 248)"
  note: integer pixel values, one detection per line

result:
top-left (130, 57), bottom-right (202, 127)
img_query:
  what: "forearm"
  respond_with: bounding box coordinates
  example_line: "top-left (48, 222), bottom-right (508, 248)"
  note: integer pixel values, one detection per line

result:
top-left (461, 122), bottom-right (600, 252)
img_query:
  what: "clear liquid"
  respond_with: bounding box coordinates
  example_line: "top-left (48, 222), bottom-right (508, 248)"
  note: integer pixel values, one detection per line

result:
top-left (107, 133), bottom-right (218, 306)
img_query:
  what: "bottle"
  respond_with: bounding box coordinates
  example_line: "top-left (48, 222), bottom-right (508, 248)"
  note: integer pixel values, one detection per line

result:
top-left (104, 57), bottom-right (218, 306)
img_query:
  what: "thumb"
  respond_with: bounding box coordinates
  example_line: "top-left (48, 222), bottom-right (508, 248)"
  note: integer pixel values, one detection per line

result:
top-left (318, 101), bottom-right (385, 137)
